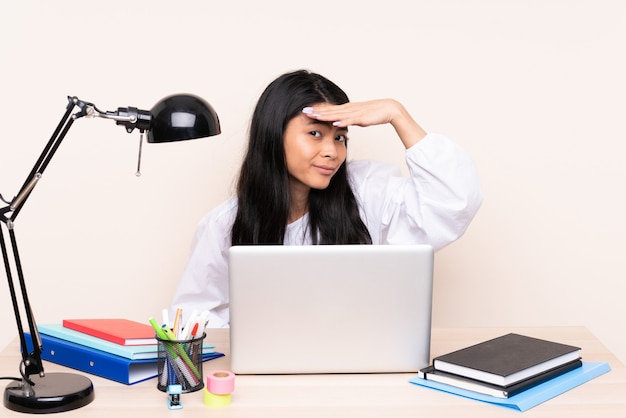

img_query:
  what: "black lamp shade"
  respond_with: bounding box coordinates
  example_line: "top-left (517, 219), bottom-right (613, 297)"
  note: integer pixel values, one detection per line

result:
top-left (147, 94), bottom-right (221, 143)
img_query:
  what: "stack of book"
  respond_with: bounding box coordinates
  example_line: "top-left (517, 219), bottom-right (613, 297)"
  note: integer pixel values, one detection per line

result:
top-left (417, 333), bottom-right (583, 399)
top-left (411, 332), bottom-right (611, 411)
top-left (24, 318), bottom-right (223, 385)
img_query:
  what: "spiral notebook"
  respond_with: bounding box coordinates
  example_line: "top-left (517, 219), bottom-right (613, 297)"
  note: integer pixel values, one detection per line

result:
top-left (228, 244), bottom-right (434, 374)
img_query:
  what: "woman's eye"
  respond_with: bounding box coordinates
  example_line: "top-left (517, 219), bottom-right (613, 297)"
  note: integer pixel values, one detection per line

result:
top-left (309, 130), bottom-right (322, 138)
top-left (336, 134), bottom-right (348, 142)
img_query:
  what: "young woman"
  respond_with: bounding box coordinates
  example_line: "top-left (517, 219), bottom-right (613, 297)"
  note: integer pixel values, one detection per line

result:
top-left (171, 70), bottom-right (483, 327)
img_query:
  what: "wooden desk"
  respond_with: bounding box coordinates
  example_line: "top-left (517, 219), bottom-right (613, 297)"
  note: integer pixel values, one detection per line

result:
top-left (2, 327), bottom-right (625, 417)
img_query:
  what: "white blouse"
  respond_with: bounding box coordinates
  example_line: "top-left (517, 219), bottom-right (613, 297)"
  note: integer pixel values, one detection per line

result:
top-left (171, 133), bottom-right (483, 327)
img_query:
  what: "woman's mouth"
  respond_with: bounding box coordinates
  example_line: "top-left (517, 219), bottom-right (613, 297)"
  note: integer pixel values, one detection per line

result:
top-left (314, 165), bottom-right (336, 176)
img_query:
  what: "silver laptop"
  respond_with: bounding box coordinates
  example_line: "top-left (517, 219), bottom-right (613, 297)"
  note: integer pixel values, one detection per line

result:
top-left (228, 244), bottom-right (434, 374)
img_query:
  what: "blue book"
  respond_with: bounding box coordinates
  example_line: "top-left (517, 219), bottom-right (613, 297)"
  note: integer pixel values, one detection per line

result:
top-left (24, 332), bottom-right (224, 385)
top-left (37, 323), bottom-right (215, 360)
top-left (409, 362), bottom-right (611, 412)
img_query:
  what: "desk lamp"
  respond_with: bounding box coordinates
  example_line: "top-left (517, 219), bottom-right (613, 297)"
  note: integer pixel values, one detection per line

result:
top-left (1, 94), bottom-right (220, 413)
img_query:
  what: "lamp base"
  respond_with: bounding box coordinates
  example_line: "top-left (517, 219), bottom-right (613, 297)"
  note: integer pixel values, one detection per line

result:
top-left (4, 372), bottom-right (94, 414)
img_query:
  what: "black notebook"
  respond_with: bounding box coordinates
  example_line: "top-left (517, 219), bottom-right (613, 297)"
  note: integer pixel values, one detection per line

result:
top-left (432, 333), bottom-right (581, 386)
top-left (419, 359), bottom-right (582, 398)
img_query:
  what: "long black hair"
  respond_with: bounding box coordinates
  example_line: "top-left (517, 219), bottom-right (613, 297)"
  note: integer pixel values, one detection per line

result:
top-left (231, 70), bottom-right (372, 245)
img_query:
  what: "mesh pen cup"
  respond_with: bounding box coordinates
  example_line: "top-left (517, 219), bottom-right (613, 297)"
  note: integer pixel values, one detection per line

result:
top-left (156, 333), bottom-right (205, 393)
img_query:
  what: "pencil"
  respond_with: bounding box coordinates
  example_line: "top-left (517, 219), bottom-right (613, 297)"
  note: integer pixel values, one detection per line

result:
top-left (172, 308), bottom-right (183, 338)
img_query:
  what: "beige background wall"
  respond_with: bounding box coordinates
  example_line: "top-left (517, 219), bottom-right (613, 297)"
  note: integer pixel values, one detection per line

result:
top-left (1, 1), bottom-right (625, 364)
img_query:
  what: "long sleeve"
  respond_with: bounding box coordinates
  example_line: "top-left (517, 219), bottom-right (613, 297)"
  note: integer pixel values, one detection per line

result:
top-left (170, 198), bottom-right (237, 328)
top-left (350, 133), bottom-right (482, 250)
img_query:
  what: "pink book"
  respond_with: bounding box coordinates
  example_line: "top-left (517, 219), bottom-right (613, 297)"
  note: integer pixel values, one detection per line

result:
top-left (63, 318), bottom-right (157, 346)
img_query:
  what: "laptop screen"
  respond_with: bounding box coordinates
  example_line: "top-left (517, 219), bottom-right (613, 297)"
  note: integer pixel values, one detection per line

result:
top-left (228, 244), bottom-right (434, 374)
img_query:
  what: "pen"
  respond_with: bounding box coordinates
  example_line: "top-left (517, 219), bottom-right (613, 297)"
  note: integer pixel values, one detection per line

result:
top-left (149, 317), bottom-right (169, 340)
top-left (150, 317), bottom-right (171, 388)
top-left (188, 323), bottom-right (201, 364)
top-left (172, 308), bottom-right (183, 338)
top-left (198, 310), bottom-right (210, 332)
top-left (162, 309), bottom-right (170, 329)
top-left (180, 309), bottom-right (199, 341)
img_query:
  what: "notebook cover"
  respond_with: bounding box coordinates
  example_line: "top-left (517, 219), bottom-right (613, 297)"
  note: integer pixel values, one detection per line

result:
top-left (410, 362), bottom-right (611, 412)
top-left (63, 318), bottom-right (157, 346)
top-left (432, 333), bottom-right (581, 386)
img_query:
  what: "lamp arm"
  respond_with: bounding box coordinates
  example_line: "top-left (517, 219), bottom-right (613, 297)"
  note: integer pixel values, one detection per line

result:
top-left (0, 227), bottom-right (44, 383)
top-left (0, 95), bottom-right (152, 383)
top-left (0, 97), bottom-right (84, 382)
top-left (72, 97), bottom-right (151, 133)
top-left (98, 106), bottom-right (152, 133)
top-left (4, 97), bottom-right (152, 221)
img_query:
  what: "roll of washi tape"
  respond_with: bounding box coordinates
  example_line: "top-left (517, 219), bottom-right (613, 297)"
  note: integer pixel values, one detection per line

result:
top-left (206, 370), bottom-right (236, 395)
top-left (203, 389), bottom-right (232, 407)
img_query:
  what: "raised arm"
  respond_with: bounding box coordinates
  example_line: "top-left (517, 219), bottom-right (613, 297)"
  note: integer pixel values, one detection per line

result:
top-left (303, 99), bottom-right (427, 149)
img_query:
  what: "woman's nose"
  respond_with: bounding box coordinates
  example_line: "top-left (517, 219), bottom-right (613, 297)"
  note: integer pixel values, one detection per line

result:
top-left (320, 136), bottom-right (338, 158)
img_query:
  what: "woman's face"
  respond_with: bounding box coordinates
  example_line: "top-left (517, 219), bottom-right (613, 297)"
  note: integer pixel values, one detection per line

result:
top-left (283, 110), bottom-right (348, 195)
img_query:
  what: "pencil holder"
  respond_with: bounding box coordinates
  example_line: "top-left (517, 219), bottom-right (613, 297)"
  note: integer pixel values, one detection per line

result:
top-left (156, 333), bottom-right (205, 393)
